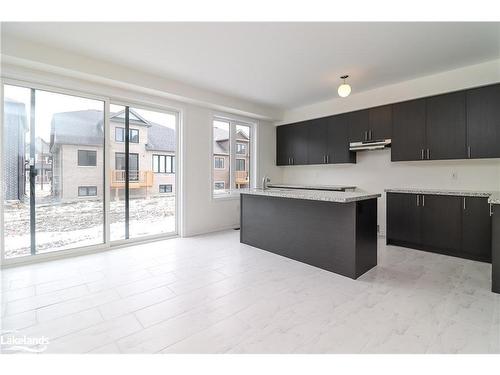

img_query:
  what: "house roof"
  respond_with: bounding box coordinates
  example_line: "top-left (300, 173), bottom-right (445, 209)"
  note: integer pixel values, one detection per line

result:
top-left (50, 109), bottom-right (175, 153)
top-left (213, 126), bottom-right (249, 155)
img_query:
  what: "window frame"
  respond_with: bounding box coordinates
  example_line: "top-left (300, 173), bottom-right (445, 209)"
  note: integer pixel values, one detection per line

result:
top-left (78, 186), bottom-right (98, 197)
top-left (236, 158), bottom-right (246, 171)
top-left (159, 184), bottom-right (172, 193)
top-left (77, 149), bottom-right (97, 167)
top-left (115, 127), bottom-right (139, 143)
top-left (153, 154), bottom-right (175, 174)
top-left (214, 156), bottom-right (225, 170)
top-left (236, 142), bottom-right (247, 155)
top-left (115, 127), bottom-right (125, 142)
top-left (211, 115), bottom-right (256, 199)
top-left (213, 181), bottom-right (225, 190)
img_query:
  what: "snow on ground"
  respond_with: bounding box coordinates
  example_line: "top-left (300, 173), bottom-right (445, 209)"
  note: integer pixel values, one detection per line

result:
top-left (3, 196), bottom-right (176, 259)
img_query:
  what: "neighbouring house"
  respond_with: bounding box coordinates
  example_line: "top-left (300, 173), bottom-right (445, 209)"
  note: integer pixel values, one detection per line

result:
top-left (50, 108), bottom-right (176, 201)
top-left (3, 98), bottom-right (28, 201)
top-left (213, 126), bottom-right (250, 191)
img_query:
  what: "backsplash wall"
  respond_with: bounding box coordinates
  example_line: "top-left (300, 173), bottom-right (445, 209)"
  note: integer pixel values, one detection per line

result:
top-left (280, 150), bottom-right (500, 235)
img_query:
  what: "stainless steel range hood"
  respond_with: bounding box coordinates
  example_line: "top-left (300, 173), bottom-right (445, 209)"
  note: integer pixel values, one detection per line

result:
top-left (349, 139), bottom-right (391, 151)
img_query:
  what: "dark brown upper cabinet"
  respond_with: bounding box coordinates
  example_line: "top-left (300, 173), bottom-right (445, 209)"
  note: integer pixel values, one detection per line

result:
top-left (306, 118), bottom-right (328, 165)
top-left (466, 84), bottom-right (500, 159)
top-left (277, 83), bottom-right (500, 166)
top-left (276, 122), bottom-right (308, 165)
top-left (391, 99), bottom-right (426, 161)
top-left (368, 105), bottom-right (392, 140)
top-left (326, 114), bottom-right (356, 164)
top-left (348, 106), bottom-right (392, 142)
top-left (348, 109), bottom-right (369, 142)
top-left (425, 91), bottom-right (467, 160)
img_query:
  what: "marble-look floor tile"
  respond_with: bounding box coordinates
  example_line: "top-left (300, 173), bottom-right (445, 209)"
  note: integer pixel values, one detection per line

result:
top-left (1, 231), bottom-right (498, 354)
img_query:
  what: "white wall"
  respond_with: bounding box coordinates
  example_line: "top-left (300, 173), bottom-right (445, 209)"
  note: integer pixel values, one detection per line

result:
top-left (278, 59), bottom-right (500, 235)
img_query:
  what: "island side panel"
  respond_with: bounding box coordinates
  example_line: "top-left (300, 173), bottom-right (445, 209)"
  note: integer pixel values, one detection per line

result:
top-left (493, 204), bottom-right (500, 294)
top-left (354, 198), bottom-right (378, 278)
top-left (240, 194), bottom-right (358, 278)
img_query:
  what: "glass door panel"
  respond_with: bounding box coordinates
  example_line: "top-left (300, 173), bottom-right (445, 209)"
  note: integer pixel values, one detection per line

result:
top-left (108, 104), bottom-right (177, 242)
top-left (3, 85), bottom-right (32, 259)
top-left (2, 84), bottom-right (105, 258)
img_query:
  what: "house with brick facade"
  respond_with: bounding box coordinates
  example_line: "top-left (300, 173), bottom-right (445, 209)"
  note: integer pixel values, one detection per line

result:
top-left (213, 126), bottom-right (250, 191)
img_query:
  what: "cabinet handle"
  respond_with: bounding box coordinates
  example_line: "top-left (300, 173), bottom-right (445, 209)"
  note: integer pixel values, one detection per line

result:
top-left (292, 157), bottom-right (294, 165)
top-left (421, 149), bottom-right (424, 160)
top-left (323, 155), bottom-right (326, 164)
top-left (467, 146), bottom-right (471, 158)
top-left (463, 197), bottom-right (466, 210)
top-left (426, 149), bottom-right (430, 160)
top-left (422, 195), bottom-right (425, 207)
top-left (364, 131), bottom-right (368, 141)
top-left (327, 154), bottom-right (330, 163)
top-left (369, 130), bottom-right (372, 140)
top-left (416, 195), bottom-right (420, 206)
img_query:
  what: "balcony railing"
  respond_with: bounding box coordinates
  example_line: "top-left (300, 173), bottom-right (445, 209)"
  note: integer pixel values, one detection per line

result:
top-left (110, 170), bottom-right (153, 188)
top-left (235, 170), bottom-right (249, 188)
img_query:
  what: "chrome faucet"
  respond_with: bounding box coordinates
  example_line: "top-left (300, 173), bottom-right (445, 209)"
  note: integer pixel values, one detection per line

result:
top-left (262, 176), bottom-right (271, 190)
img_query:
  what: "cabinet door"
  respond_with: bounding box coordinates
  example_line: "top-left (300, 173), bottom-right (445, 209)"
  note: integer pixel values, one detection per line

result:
top-left (289, 122), bottom-right (308, 165)
top-left (326, 114), bottom-right (356, 164)
top-left (391, 99), bottom-right (426, 161)
top-left (466, 84), bottom-right (500, 159)
top-left (348, 109), bottom-right (369, 142)
top-left (386, 193), bottom-right (421, 245)
top-left (276, 125), bottom-right (292, 165)
top-left (462, 196), bottom-right (492, 262)
top-left (369, 105), bottom-right (392, 140)
top-left (426, 91), bottom-right (467, 160)
top-left (421, 194), bottom-right (462, 253)
top-left (307, 118), bottom-right (328, 165)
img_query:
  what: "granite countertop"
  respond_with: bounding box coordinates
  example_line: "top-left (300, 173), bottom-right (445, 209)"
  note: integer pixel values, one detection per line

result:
top-left (267, 183), bottom-right (356, 191)
top-left (385, 188), bottom-right (499, 200)
top-left (242, 188), bottom-right (381, 203)
top-left (488, 192), bottom-right (500, 205)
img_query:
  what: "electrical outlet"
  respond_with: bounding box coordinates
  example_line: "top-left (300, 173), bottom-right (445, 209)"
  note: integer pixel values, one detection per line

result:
top-left (451, 171), bottom-right (458, 180)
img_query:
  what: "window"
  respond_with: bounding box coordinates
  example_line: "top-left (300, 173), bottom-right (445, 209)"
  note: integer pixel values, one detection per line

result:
top-left (114, 127), bottom-right (139, 143)
top-left (236, 142), bottom-right (247, 155)
top-left (159, 184), bottom-right (172, 193)
top-left (78, 150), bottom-right (97, 166)
top-left (214, 182), bottom-right (225, 190)
top-left (115, 127), bottom-right (125, 142)
top-left (212, 118), bottom-right (252, 196)
top-left (78, 186), bottom-right (97, 197)
top-left (214, 156), bottom-right (225, 169)
top-left (153, 155), bottom-right (175, 173)
top-left (130, 129), bottom-right (139, 143)
top-left (236, 159), bottom-right (246, 171)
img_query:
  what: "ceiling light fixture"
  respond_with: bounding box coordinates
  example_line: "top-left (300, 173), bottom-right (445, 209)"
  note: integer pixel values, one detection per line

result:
top-left (338, 75), bottom-right (351, 98)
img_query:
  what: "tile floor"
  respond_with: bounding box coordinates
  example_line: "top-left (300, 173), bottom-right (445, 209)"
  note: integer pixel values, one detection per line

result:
top-left (1, 230), bottom-right (499, 354)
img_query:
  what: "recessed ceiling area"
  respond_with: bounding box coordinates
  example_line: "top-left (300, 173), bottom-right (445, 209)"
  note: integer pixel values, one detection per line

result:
top-left (2, 22), bottom-right (499, 109)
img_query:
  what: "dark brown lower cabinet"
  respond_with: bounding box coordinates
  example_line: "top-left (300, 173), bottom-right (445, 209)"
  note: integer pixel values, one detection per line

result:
top-left (421, 194), bottom-right (462, 255)
top-left (462, 196), bottom-right (492, 262)
top-left (386, 193), bottom-right (492, 262)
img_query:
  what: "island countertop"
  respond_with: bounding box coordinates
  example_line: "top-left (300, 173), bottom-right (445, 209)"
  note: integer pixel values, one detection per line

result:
top-left (267, 183), bottom-right (356, 191)
top-left (241, 188), bottom-right (381, 203)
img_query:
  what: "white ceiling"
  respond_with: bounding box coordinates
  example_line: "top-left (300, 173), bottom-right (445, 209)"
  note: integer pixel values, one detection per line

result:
top-left (2, 22), bottom-right (499, 109)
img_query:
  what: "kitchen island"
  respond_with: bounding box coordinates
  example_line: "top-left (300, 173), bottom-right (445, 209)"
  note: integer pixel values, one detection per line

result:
top-left (240, 189), bottom-right (381, 279)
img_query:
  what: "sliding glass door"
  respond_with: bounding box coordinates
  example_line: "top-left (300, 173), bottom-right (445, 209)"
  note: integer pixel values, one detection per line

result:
top-left (109, 104), bottom-right (177, 242)
top-left (2, 84), bottom-right (105, 259)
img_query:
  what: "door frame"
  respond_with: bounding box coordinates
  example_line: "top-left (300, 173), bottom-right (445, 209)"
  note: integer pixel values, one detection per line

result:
top-left (0, 78), bottom-right (182, 267)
